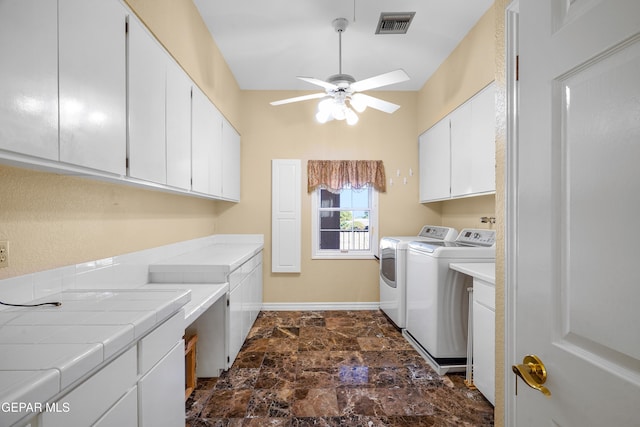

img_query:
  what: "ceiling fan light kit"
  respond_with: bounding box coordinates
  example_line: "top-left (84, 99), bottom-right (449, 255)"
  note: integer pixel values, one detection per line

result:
top-left (270, 17), bottom-right (410, 125)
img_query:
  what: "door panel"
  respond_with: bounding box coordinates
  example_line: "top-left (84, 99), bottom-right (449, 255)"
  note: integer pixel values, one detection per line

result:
top-left (557, 38), bottom-right (640, 366)
top-left (513, 0), bottom-right (640, 425)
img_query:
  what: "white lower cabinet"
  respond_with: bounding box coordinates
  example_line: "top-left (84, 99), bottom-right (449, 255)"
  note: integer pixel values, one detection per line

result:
top-left (137, 312), bottom-right (184, 427)
top-left (41, 346), bottom-right (137, 427)
top-left (33, 312), bottom-right (185, 427)
top-left (228, 282), bottom-right (244, 367)
top-left (138, 342), bottom-right (184, 427)
top-left (472, 278), bottom-right (495, 405)
top-left (227, 252), bottom-right (263, 368)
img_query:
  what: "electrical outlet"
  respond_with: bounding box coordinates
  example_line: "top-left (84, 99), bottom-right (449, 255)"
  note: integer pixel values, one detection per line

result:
top-left (0, 241), bottom-right (8, 268)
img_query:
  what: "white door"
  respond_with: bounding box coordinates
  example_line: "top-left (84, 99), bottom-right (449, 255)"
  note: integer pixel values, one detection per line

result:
top-left (509, 1), bottom-right (640, 425)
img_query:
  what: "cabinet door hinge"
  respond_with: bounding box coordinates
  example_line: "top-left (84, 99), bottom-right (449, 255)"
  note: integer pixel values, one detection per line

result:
top-left (516, 55), bottom-right (519, 81)
top-left (226, 298), bottom-right (230, 307)
top-left (227, 356), bottom-right (230, 363)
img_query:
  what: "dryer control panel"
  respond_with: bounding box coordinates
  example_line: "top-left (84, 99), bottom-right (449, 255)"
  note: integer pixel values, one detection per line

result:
top-left (418, 225), bottom-right (458, 241)
top-left (456, 229), bottom-right (496, 247)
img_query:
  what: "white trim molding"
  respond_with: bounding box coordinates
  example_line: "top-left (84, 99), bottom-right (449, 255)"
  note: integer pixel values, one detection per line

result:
top-left (261, 302), bottom-right (380, 312)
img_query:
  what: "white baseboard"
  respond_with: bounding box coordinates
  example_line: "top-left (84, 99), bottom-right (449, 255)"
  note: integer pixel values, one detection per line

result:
top-left (261, 302), bottom-right (380, 311)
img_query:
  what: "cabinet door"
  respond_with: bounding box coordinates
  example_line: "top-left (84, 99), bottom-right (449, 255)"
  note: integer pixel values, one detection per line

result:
top-left (251, 260), bottom-right (263, 324)
top-left (0, 0), bottom-right (58, 160)
top-left (473, 300), bottom-right (495, 405)
top-left (449, 99), bottom-right (474, 197)
top-left (419, 119), bottom-right (451, 202)
top-left (191, 87), bottom-right (222, 196)
top-left (138, 341), bottom-right (184, 427)
top-left (166, 59), bottom-right (192, 190)
top-left (58, 0), bottom-right (127, 175)
top-left (221, 118), bottom-right (241, 201)
top-left (228, 284), bottom-right (243, 366)
top-left (450, 83), bottom-right (496, 197)
top-left (128, 17), bottom-right (167, 184)
top-left (469, 83), bottom-right (496, 194)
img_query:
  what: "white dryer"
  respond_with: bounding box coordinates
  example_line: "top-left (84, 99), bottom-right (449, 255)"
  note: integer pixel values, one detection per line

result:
top-left (379, 225), bottom-right (457, 328)
top-left (404, 228), bottom-right (496, 375)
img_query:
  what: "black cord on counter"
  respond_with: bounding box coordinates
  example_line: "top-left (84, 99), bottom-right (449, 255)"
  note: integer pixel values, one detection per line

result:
top-left (0, 300), bottom-right (61, 308)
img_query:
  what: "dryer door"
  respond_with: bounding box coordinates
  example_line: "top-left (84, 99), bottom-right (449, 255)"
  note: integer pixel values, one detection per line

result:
top-left (379, 240), bottom-right (396, 288)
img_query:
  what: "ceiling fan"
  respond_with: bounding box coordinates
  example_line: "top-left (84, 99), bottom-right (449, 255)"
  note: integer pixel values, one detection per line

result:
top-left (270, 17), bottom-right (410, 125)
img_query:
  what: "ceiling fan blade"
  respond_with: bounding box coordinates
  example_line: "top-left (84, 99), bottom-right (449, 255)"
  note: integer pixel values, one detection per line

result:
top-left (350, 69), bottom-right (410, 92)
top-left (297, 76), bottom-right (338, 91)
top-left (355, 93), bottom-right (401, 114)
top-left (270, 92), bottom-right (327, 106)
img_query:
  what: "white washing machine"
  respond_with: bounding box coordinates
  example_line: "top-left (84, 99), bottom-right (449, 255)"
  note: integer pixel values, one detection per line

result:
top-left (404, 228), bottom-right (496, 375)
top-left (379, 225), bottom-right (457, 328)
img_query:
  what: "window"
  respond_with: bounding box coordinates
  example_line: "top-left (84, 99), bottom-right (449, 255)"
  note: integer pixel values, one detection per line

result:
top-left (311, 184), bottom-right (378, 259)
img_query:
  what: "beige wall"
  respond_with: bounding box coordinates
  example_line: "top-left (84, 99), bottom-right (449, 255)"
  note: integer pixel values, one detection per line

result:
top-left (0, 165), bottom-right (216, 278)
top-left (216, 90), bottom-right (442, 303)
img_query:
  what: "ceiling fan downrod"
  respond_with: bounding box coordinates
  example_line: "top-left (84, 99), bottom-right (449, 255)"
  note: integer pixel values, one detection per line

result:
top-left (333, 18), bottom-right (348, 76)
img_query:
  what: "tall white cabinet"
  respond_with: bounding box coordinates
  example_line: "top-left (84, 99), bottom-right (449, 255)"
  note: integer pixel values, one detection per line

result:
top-left (58, 0), bottom-right (127, 175)
top-left (419, 82), bottom-right (496, 202)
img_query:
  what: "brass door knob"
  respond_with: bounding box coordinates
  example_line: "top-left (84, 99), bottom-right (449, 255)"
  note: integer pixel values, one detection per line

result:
top-left (512, 354), bottom-right (551, 397)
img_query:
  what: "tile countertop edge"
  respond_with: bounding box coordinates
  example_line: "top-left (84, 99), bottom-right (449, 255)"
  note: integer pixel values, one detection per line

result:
top-left (449, 262), bottom-right (496, 285)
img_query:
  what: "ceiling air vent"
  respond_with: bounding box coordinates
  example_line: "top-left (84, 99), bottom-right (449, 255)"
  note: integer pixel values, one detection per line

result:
top-left (375, 12), bottom-right (416, 35)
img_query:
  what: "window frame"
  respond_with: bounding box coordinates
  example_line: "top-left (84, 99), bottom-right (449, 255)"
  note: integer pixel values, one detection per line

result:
top-left (311, 185), bottom-right (379, 260)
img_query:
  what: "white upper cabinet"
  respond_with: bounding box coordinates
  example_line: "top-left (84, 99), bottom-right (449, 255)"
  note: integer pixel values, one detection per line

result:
top-left (222, 119), bottom-right (241, 201)
top-left (450, 82), bottom-right (496, 197)
top-left (166, 59), bottom-right (193, 191)
top-left (58, 0), bottom-right (127, 175)
top-left (0, 0), bottom-right (58, 161)
top-left (191, 87), bottom-right (223, 197)
top-left (419, 82), bottom-right (496, 202)
top-left (127, 16), bottom-right (167, 184)
top-left (419, 119), bottom-right (451, 202)
top-left (0, 0), bottom-right (240, 202)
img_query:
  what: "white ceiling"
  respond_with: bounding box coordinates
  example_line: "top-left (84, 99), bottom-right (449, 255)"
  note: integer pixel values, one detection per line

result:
top-left (192, 0), bottom-right (494, 92)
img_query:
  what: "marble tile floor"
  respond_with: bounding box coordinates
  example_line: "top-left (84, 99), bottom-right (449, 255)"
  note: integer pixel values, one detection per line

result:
top-left (186, 310), bottom-right (494, 427)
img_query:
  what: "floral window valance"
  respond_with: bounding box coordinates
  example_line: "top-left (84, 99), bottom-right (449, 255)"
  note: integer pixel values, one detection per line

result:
top-left (307, 160), bottom-right (386, 193)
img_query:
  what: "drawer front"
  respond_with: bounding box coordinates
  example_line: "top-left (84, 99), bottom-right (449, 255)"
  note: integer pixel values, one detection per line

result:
top-left (41, 346), bottom-right (137, 427)
top-left (93, 385), bottom-right (137, 427)
top-left (229, 252), bottom-right (262, 291)
top-left (473, 279), bottom-right (495, 310)
top-left (138, 311), bottom-right (183, 375)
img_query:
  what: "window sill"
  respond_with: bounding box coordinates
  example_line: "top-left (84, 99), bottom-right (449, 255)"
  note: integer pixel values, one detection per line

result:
top-left (311, 254), bottom-right (378, 260)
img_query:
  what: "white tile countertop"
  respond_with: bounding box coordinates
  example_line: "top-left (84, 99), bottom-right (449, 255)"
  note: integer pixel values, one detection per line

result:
top-left (138, 283), bottom-right (228, 328)
top-left (0, 288), bottom-right (189, 426)
top-left (449, 262), bottom-right (496, 284)
top-left (149, 241), bottom-right (263, 283)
